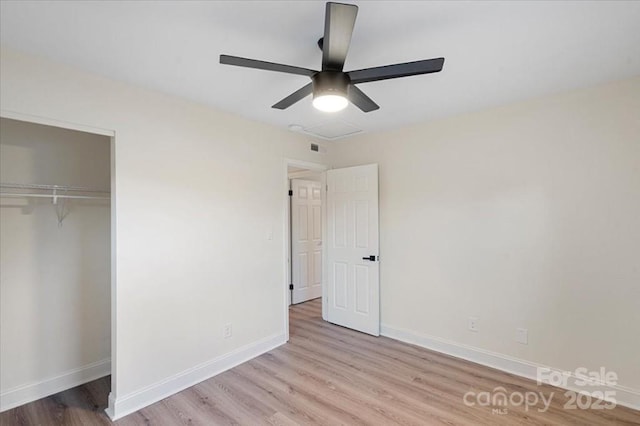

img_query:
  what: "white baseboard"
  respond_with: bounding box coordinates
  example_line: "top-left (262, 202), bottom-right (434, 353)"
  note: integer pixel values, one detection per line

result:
top-left (0, 358), bottom-right (111, 412)
top-left (381, 324), bottom-right (640, 412)
top-left (106, 333), bottom-right (286, 421)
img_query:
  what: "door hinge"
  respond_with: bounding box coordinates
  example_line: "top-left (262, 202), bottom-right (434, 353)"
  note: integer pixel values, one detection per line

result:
top-left (288, 190), bottom-right (293, 196)
top-left (289, 284), bottom-right (294, 290)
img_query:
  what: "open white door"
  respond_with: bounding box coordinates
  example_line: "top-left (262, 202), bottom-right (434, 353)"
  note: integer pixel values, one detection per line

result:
top-left (291, 179), bottom-right (323, 304)
top-left (327, 164), bottom-right (379, 336)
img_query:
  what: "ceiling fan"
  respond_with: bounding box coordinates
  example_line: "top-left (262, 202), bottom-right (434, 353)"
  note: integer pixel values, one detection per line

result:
top-left (220, 2), bottom-right (444, 113)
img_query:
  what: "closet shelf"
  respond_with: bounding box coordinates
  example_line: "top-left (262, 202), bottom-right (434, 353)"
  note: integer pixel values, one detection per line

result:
top-left (0, 183), bottom-right (110, 201)
top-left (1, 183), bottom-right (110, 226)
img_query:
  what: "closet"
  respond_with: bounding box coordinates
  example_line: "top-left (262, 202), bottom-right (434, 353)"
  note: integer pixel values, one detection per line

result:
top-left (0, 117), bottom-right (111, 411)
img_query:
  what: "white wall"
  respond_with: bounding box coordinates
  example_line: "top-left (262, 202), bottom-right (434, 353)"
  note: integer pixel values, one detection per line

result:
top-left (330, 77), bottom-right (640, 397)
top-left (0, 47), bottom-right (327, 418)
top-left (0, 118), bottom-right (111, 409)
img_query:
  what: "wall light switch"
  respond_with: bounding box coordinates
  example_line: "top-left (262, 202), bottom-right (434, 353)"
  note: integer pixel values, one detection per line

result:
top-left (516, 328), bottom-right (528, 344)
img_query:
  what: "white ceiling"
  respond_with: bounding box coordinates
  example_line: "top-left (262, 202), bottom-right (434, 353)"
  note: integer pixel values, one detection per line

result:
top-left (1, 1), bottom-right (639, 138)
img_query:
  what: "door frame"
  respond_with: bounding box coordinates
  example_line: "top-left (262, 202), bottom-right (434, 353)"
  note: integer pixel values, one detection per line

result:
top-left (283, 158), bottom-right (328, 341)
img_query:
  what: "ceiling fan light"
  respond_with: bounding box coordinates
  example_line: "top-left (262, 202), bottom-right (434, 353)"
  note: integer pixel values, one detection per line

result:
top-left (313, 94), bottom-right (349, 112)
top-left (311, 71), bottom-right (350, 112)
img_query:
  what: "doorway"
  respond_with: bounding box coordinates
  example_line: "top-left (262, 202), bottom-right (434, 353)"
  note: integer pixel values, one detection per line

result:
top-left (290, 177), bottom-right (323, 304)
top-left (283, 159), bottom-right (328, 340)
top-left (283, 161), bottom-right (381, 340)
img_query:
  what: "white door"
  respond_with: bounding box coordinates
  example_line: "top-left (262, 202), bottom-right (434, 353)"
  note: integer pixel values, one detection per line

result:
top-left (291, 179), bottom-right (323, 304)
top-left (326, 164), bottom-right (379, 336)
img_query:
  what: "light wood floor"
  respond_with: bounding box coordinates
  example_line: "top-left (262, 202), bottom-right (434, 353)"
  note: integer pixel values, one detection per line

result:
top-left (2, 299), bottom-right (638, 425)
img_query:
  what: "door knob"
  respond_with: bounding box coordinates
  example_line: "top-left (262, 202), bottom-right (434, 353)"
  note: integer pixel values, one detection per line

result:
top-left (362, 255), bottom-right (377, 261)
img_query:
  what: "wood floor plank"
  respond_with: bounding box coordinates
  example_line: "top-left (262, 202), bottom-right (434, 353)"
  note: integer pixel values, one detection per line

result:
top-left (227, 364), bottom-right (344, 425)
top-left (1, 298), bottom-right (639, 425)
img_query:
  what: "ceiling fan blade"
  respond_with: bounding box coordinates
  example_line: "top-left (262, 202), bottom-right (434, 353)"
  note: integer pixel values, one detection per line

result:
top-left (322, 2), bottom-right (358, 71)
top-left (348, 57), bottom-right (445, 84)
top-left (348, 85), bottom-right (379, 113)
top-left (220, 55), bottom-right (317, 77)
top-left (272, 83), bottom-right (314, 109)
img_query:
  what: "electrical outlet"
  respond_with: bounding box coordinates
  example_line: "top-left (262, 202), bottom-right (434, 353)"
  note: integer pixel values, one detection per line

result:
top-left (468, 317), bottom-right (479, 332)
top-left (516, 328), bottom-right (528, 344)
top-left (223, 323), bottom-right (232, 339)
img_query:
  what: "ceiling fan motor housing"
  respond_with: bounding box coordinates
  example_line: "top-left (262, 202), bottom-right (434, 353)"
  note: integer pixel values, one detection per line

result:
top-left (312, 71), bottom-right (350, 99)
